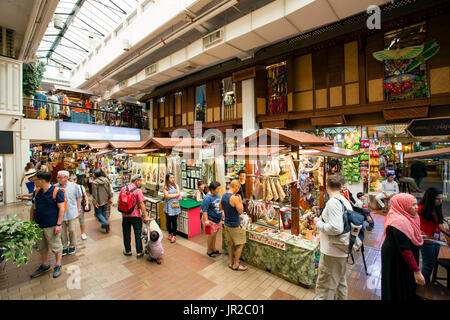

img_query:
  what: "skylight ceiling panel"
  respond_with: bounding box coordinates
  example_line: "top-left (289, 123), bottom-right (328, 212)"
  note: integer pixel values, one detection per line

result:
top-left (77, 7), bottom-right (114, 34)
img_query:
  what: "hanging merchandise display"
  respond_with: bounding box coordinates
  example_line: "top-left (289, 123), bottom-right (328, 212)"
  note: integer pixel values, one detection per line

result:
top-left (266, 62), bottom-right (287, 115)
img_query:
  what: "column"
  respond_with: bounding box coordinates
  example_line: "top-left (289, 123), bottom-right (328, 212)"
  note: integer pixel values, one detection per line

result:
top-left (241, 78), bottom-right (258, 138)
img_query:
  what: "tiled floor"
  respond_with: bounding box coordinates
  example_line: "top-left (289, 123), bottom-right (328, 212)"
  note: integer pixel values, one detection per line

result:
top-left (0, 198), bottom-right (447, 300)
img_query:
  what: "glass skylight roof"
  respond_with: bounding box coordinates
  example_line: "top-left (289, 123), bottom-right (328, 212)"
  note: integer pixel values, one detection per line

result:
top-left (37, 0), bottom-right (140, 70)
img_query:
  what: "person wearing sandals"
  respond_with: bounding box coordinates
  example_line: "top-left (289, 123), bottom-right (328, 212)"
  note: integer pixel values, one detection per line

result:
top-left (163, 173), bottom-right (181, 243)
top-left (220, 179), bottom-right (248, 271)
top-left (201, 181), bottom-right (223, 257)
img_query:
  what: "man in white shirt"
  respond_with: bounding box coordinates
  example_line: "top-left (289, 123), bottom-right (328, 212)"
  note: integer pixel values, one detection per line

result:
top-left (55, 170), bottom-right (82, 256)
top-left (375, 174), bottom-right (399, 210)
top-left (313, 174), bottom-right (352, 300)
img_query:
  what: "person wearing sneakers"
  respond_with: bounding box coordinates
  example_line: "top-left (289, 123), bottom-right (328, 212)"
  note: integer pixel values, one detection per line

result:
top-left (91, 169), bottom-right (113, 233)
top-left (163, 173), bottom-right (181, 244)
top-left (120, 175), bottom-right (150, 257)
top-left (55, 171), bottom-right (82, 256)
top-left (70, 175), bottom-right (90, 240)
top-left (220, 179), bottom-right (248, 271)
top-left (30, 171), bottom-right (65, 279)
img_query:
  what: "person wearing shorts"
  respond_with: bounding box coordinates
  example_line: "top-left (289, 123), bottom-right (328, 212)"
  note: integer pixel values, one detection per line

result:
top-left (29, 171), bottom-right (65, 279)
top-left (220, 179), bottom-right (247, 271)
top-left (201, 181), bottom-right (223, 257)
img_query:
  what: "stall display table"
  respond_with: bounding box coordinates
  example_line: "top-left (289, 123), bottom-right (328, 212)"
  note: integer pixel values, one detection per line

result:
top-left (222, 227), bottom-right (320, 287)
top-left (144, 196), bottom-right (163, 227)
top-left (177, 198), bottom-right (202, 239)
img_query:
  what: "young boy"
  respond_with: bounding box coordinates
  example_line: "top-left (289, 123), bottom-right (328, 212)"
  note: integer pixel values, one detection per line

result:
top-left (142, 222), bottom-right (164, 264)
top-left (354, 192), bottom-right (367, 209)
top-left (354, 192), bottom-right (374, 232)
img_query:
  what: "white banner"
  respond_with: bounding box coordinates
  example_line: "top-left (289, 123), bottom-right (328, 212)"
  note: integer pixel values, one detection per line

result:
top-left (249, 232), bottom-right (286, 251)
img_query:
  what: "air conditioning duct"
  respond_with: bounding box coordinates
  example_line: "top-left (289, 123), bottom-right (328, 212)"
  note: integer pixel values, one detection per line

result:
top-left (145, 63), bottom-right (158, 77)
top-left (176, 62), bottom-right (198, 73)
top-left (123, 39), bottom-right (130, 51)
top-left (53, 14), bottom-right (64, 30)
top-left (202, 28), bottom-right (224, 49)
top-left (119, 80), bottom-right (128, 89)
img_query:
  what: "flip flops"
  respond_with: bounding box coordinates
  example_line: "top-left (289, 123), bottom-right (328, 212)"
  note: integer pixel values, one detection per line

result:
top-left (232, 264), bottom-right (248, 271)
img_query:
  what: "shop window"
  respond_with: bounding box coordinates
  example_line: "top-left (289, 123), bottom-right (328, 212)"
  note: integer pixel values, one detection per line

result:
top-left (158, 96), bottom-right (165, 128)
top-left (221, 77), bottom-right (236, 121)
top-left (266, 61), bottom-right (287, 115)
top-left (374, 22), bottom-right (437, 101)
top-left (195, 84), bottom-right (206, 122)
top-left (174, 91), bottom-right (182, 126)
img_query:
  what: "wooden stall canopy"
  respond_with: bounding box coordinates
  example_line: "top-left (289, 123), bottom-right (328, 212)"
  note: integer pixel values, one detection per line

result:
top-left (244, 129), bottom-right (333, 148)
top-left (300, 146), bottom-right (364, 158)
top-left (404, 147), bottom-right (450, 160)
top-left (87, 142), bottom-right (109, 150)
top-left (107, 141), bottom-right (147, 149)
top-left (224, 147), bottom-right (288, 160)
top-left (141, 137), bottom-right (207, 149)
top-left (122, 148), bottom-right (159, 154)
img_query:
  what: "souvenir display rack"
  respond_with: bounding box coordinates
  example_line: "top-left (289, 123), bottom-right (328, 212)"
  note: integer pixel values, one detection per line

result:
top-left (223, 131), bottom-right (363, 286)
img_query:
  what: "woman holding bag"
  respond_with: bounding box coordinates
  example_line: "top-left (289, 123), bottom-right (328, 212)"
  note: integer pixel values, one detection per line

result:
top-left (163, 173), bottom-right (181, 243)
top-left (381, 193), bottom-right (425, 300)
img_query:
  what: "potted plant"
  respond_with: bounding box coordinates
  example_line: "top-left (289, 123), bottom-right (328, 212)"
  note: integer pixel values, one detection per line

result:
top-left (0, 215), bottom-right (41, 267)
top-left (22, 60), bottom-right (46, 115)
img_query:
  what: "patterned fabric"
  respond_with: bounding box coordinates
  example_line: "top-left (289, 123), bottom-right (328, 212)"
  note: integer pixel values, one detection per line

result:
top-left (222, 229), bottom-right (319, 287)
top-left (164, 185), bottom-right (180, 216)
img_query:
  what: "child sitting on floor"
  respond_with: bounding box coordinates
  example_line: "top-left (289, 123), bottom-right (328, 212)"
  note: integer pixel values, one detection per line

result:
top-left (354, 192), bottom-right (374, 232)
top-left (142, 221), bottom-right (164, 264)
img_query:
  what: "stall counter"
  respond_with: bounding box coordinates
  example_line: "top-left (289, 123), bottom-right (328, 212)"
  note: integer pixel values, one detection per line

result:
top-left (222, 227), bottom-right (320, 287)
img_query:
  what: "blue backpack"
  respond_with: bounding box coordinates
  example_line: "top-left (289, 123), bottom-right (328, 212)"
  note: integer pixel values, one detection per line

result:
top-left (330, 199), bottom-right (366, 259)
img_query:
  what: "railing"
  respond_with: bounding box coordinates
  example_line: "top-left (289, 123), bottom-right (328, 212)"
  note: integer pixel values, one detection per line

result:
top-left (23, 97), bottom-right (149, 129)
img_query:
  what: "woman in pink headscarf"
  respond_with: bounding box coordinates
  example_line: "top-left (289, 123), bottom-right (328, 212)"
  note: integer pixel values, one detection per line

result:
top-left (381, 193), bottom-right (425, 300)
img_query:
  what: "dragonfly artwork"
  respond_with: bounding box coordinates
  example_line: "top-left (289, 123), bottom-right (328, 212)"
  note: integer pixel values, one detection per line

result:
top-left (373, 40), bottom-right (440, 101)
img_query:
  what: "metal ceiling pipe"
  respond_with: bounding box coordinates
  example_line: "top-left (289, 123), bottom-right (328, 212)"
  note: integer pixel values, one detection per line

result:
top-left (19, 0), bottom-right (46, 61)
top-left (91, 0), bottom-right (240, 89)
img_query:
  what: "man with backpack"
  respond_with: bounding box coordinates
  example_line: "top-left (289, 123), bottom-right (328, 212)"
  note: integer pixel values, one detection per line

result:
top-left (118, 174), bottom-right (150, 257)
top-left (29, 171), bottom-right (66, 279)
top-left (313, 174), bottom-right (353, 300)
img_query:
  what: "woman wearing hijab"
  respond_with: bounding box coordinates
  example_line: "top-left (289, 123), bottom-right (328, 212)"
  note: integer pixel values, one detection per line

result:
top-left (418, 188), bottom-right (449, 284)
top-left (381, 193), bottom-right (425, 300)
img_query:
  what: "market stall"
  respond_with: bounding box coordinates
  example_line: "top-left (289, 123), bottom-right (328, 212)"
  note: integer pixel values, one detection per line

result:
top-left (222, 129), bottom-right (364, 287)
top-left (404, 147), bottom-right (450, 199)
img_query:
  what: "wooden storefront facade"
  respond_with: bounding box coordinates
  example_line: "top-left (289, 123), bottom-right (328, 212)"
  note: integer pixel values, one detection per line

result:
top-left (143, 0), bottom-right (450, 136)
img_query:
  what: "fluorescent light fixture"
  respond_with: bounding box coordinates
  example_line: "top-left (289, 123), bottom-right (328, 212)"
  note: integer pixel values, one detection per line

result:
top-left (57, 121), bottom-right (140, 141)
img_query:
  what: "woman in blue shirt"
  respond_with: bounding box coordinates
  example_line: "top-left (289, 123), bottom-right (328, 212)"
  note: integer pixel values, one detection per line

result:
top-left (201, 181), bottom-right (223, 257)
top-left (163, 173), bottom-right (181, 243)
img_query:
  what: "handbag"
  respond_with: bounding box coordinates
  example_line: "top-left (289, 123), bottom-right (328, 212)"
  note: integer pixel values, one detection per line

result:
top-left (171, 202), bottom-right (180, 208)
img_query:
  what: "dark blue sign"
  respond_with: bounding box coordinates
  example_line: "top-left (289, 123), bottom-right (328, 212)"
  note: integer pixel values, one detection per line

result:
top-left (407, 117), bottom-right (450, 137)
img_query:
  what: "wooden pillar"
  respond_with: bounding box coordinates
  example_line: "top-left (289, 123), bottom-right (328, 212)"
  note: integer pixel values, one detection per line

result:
top-left (320, 156), bottom-right (327, 208)
top-left (291, 146), bottom-right (300, 235)
top-left (245, 159), bottom-right (255, 222)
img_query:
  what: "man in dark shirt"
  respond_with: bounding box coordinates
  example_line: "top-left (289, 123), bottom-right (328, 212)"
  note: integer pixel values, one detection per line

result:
top-left (410, 161), bottom-right (427, 189)
top-left (30, 171), bottom-right (66, 279)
